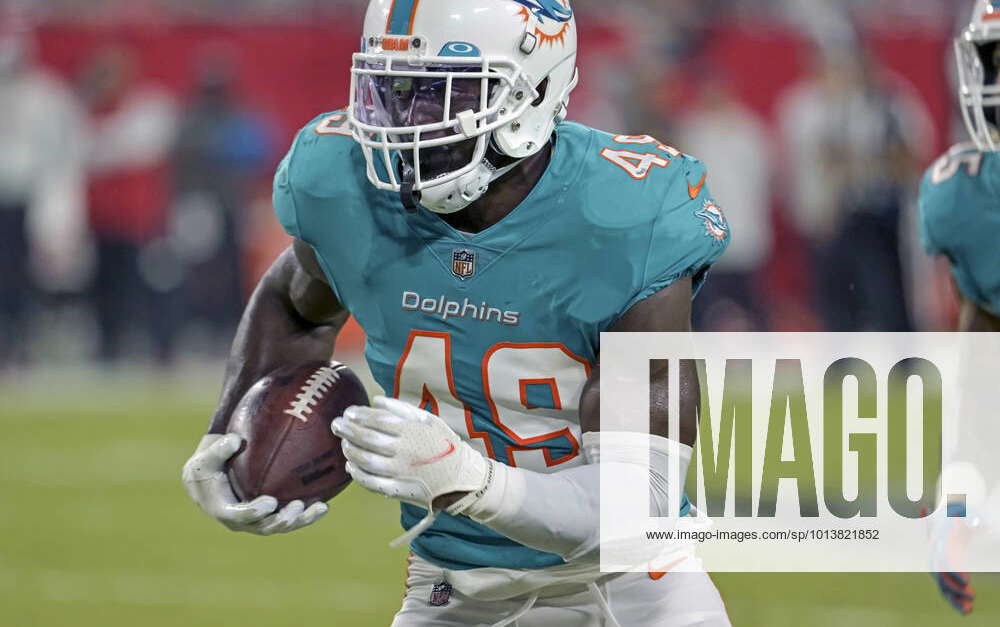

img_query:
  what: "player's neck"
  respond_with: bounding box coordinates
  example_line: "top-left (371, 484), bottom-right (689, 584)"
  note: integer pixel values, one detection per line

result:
top-left (439, 140), bottom-right (553, 235)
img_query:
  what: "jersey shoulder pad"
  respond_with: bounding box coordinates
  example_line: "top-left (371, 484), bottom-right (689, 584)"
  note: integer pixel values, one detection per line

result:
top-left (569, 124), bottom-right (707, 213)
top-left (273, 110), bottom-right (364, 242)
top-left (637, 150), bottom-right (729, 306)
top-left (918, 143), bottom-right (993, 256)
top-left (563, 124), bottom-right (730, 308)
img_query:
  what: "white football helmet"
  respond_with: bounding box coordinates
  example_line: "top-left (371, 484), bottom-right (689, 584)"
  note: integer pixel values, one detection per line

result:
top-left (348, 0), bottom-right (579, 213)
top-left (956, 0), bottom-right (1000, 151)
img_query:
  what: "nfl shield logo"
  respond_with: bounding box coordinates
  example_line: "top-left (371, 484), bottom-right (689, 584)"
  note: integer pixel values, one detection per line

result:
top-left (429, 581), bottom-right (453, 607)
top-left (452, 249), bottom-right (476, 280)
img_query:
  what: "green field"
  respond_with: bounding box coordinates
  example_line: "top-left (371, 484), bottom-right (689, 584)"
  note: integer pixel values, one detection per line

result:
top-left (2, 369), bottom-right (997, 627)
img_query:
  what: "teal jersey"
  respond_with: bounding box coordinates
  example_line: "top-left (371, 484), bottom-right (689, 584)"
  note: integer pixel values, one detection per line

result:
top-left (273, 111), bottom-right (730, 571)
top-left (920, 143), bottom-right (1000, 315)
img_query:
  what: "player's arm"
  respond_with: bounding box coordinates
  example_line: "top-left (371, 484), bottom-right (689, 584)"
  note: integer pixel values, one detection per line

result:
top-left (334, 280), bottom-right (698, 559)
top-left (208, 240), bottom-right (348, 435)
top-left (579, 276), bottom-right (697, 444)
top-left (182, 240), bottom-right (349, 535)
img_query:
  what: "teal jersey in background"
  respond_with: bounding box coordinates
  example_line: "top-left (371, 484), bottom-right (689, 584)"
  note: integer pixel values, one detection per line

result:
top-left (920, 142), bottom-right (1000, 315)
top-left (273, 111), bottom-right (730, 571)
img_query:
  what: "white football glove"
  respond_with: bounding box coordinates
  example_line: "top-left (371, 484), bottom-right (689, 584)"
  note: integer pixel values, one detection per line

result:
top-left (332, 396), bottom-right (492, 546)
top-left (182, 433), bottom-right (329, 536)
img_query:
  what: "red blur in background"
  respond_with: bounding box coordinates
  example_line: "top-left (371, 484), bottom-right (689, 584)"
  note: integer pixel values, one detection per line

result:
top-left (29, 15), bottom-right (955, 346)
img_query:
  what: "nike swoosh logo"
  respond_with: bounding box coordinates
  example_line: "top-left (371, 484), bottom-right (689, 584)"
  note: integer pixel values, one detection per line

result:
top-left (688, 173), bottom-right (707, 199)
top-left (649, 557), bottom-right (686, 580)
top-left (411, 442), bottom-right (457, 467)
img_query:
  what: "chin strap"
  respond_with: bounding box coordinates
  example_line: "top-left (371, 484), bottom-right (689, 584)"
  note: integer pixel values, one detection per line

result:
top-left (484, 137), bottom-right (523, 182)
top-left (399, 167), bottom-right (422, 213)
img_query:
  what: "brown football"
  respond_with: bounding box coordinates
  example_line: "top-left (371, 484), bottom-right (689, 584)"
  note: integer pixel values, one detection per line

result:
top-left (226, 361), bottom-right (368, 507)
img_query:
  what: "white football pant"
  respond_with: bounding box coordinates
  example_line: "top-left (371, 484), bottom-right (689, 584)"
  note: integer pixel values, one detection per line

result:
top-left (391, 553), bottom-right (731, 627)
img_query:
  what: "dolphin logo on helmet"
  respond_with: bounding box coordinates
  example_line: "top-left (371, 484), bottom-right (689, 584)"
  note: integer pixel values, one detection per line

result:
top-left (510, 0), bottom-right (573, 24)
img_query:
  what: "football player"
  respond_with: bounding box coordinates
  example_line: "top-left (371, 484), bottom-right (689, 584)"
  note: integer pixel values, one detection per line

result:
top-left (182, 1), bottom-right (732, 624)
top-left (918, 0), bottom-right (1000, 615)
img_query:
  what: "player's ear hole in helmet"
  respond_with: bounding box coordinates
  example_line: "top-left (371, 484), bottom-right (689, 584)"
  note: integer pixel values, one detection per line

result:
top-left (532, 77), bottom-right (549, 107)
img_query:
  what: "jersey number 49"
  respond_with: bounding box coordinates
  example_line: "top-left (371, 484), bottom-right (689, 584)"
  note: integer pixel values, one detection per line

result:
top-left (394, 331), bottom-right (591, 470)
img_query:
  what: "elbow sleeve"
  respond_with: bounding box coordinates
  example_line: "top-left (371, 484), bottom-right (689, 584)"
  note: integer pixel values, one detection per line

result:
top-left (464, 432), bottom-right (692, 562)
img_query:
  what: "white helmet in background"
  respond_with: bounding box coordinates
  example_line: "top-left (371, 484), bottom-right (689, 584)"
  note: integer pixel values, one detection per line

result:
top-left (956, 0), bottom-right (1000, 151)
top-left (349, 0), bottom-right (579, 213)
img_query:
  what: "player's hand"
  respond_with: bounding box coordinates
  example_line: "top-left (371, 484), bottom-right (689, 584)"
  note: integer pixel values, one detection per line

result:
top-left (182, 434), bottom-right (329, 535)
top-left (332, 396), bottom-right (491, 512)
top-left (930, 502), bottom-right (976, 615)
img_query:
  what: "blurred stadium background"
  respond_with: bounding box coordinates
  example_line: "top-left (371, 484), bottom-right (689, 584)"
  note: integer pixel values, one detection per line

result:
top-left (2, 0), bottom-right (997, 624)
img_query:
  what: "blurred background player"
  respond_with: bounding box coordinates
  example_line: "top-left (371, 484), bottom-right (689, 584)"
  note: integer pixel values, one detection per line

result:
top-left (171, 46), bottom-right (274, 351)
top-left (918, 0), bottom-right (1000, 615)
top-left (679, 72), bottom-right (773, 331)
top-left (0, 14), bottom-right (88, 369)
top-left (779, 45), bottom-right (932, 332)
top-left (80, 45), bottom-right (180, 366)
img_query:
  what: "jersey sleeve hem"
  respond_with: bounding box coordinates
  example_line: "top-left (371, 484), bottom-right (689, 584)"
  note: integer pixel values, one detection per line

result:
top-left (309, 243), bottom-right (347, 309)
top-left (618, 270), bottom-right (699, 318)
